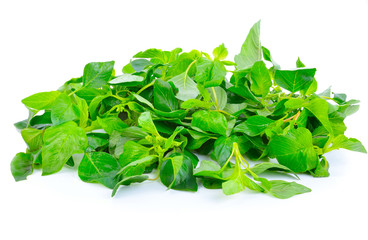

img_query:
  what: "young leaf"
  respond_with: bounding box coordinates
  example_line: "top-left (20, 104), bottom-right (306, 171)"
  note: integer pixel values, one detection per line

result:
top-left (213, 43), bottom-right (228, 61)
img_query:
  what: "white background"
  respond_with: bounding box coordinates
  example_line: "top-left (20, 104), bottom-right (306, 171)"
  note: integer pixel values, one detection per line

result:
top-left (1, 0), bottom-right (367, 239)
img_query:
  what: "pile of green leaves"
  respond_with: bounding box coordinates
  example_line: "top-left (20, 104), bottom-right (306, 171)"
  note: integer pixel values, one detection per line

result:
top-left (11, 21), bottom-right (366, 199)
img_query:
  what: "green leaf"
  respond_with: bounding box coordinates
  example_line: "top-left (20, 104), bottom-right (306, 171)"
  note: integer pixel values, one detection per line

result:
top-left (234, 20), bottom-right (262, 70)
top-left (118, 141), bottom-right (151, 167)
top-left (133, 48), bottom-right (164, 59)
top-left (227, 84), bottom-right (260, 103)
top-left (310, 158), bottom-right (330, 177)
top-left (109, 74), bottom-right (144, 86)
top-left (118, 155), bottom-right (157, 178)
top-left (87, 134), bottom-right (109, 151)
top-left (42, 121), bottom-right (88, 175)
top-left (11, 152), bottom-right (33, 181)
top-left (262, 46), bottom-right (280, 69)
top-left (274, 68), bottom-right (316, 93)
top-left (161, 153), bottom-right (197, 191)
top-left (160, 155), bottom-right (183, 188)
top-left (193, 160), bottom-right (222, 179)
top-left (138, 111), bottom-right (159, 136)
top-left (22, 91), bottom-right (61, 110)
top-left (222, 175), bottom-right (246, 195)
top-left (285, 98), bottom-right (306, 110)
top-left (112, 175), bottom-right (149, 197)
top-left (75, 96), bottom-right (89, 128)
top-left (78, 152), bottom-right (120, 189)
top-left (88, 92), bottom-right (112, 120)
top-left (195, 58), bottom-right (226, 87)
top-left (21, 128), bottom-right (43, 152)
top-left (269, 127), bottom-right (318, 172)
top-left (297, 57), bottom-right (317, 95)
top-left (250, 162), bottom-right (296, 176)
top-left (222, 164), bottom-right (263, 195)
top-left (212, 135), bottom-right (238, 166)
top-left (133, 94), bottom-right (154, 109)
top-left (168, 72), bottom-right (199, 101)
top-left (82, 61), bottom-right (115, 88)
top-left (262, 180), bottom-right (311, 199)
top-left (181, 99), bottom-right (214, 109)
top-left (208, 86), bottom-right (227, 110)
top-left (233, 116), bottom-right (274, 136)
top-left (213, 43), bottom-right (228, 60)
top-left (305, 98), bottom-right (333, 135)
top-left (97, 116), bottom-right (128, 135)
top-left (51, 93), bottom-right (80, 125)
top-left (328, 135), bottom-right (367, 153)
top-left (153, 79), bottom-right (179, 112)
top-left (164, 126), bottom-right (184, 150)
top-left (191, 110), bottom-right (227, 136)
top-left (250, 61), bottom-right (272, 96)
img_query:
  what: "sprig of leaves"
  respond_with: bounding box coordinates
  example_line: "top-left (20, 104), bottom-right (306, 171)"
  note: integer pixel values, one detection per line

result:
top-left (11, 20), bottom-right (366, 199)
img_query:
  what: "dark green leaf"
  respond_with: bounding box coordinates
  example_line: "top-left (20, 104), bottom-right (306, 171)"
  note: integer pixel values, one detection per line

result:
top-left (11, 152), bottom-right (33, 181)
top-left (78, 152), bottom-right (120, 189)
top-left (153, 79), bottom-right (178, 112)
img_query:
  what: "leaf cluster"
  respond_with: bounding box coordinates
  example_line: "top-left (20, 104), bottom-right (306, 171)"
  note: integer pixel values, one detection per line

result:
top-left (11, 21), bottom-right (366, 199)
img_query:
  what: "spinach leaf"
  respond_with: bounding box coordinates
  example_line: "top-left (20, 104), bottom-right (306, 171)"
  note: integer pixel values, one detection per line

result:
top-left (191, 110), bottom-right (227, 136)
top-left (234, 20), bottom-right (262, 70)
top-left (11, 152), bottom-right (34, 181)
top-left (78, 152), bottom-right (120, 189)
top-left (42, 121), bottom-right (88, 175)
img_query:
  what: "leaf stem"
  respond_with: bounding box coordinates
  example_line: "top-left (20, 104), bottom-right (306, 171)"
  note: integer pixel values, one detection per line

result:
top-left (184, 59), bottom-right (197, 87)
top-left (136, 80), bottom-right (155, 95)
top-left (68, 88), bottom-right (82, 96)
top-left (211, 87), bottom-right (220, 110)
top-left (283, 111), bottom-right (301, 123)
